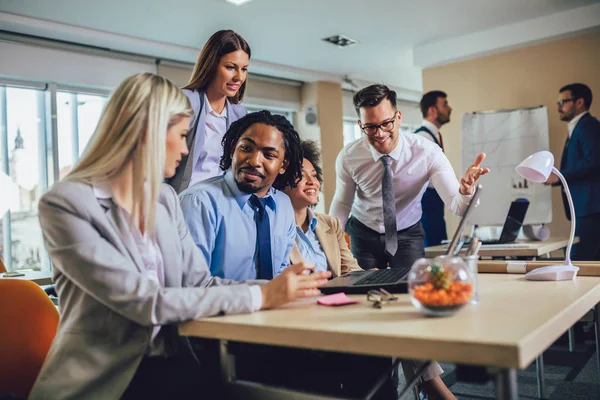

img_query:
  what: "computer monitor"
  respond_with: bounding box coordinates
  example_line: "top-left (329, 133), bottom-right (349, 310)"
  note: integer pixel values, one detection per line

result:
top-left (483, 200), bottom-right (529, 244)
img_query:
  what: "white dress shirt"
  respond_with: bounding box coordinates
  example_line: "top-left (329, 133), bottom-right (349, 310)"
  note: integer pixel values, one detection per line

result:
top-left (190, 95), bottom-right (228, 186)
top-left (330, 133), bottom-right (472, 233)
top-left (417, 119), bottom-right (442, 145)
top-left (568, 111), bottom-right (589, 138)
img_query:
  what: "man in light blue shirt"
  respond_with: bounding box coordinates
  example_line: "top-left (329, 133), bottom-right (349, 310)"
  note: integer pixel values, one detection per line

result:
top-left (179, 111), bottom-right (304, 281)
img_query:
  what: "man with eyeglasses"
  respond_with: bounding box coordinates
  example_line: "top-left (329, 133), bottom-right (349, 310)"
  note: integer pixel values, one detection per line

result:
top-left (415, 90), bottom-right (453, 247)
top-left (331, 84), bottom-right (488, 272)
top-left (329, 84), bottom-right (489, 399)
top-left (545, 83), bottom-right (600, 260)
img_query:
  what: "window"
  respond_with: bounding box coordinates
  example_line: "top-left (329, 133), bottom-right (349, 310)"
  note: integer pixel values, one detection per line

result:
top-left (0, 82), bottom-right (107, 272)
top-left (57, 92), bottom-right (108, 178)
top-left (343, 119), bottom-right (362, 146)
top-left (1, 85), bottom-right (48, 272)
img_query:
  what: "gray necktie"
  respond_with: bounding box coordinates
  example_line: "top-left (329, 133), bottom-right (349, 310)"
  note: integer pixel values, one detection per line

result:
top-left (380, 155), bottom-right (398, 256)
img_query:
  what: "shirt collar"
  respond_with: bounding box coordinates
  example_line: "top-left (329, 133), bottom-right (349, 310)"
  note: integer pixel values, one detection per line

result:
top-left (307, 208), bottom-right (318, 232)
top-left (367, 134), bottom-right (404, 162)
top-left (568, 111), bottom-right (588, 137)
top-left (93, 182), bottom-right (112, 199)
top-left (204, 94), bottom-right (228, 119)
top-left (223, 169), bottom-right (276, 210)
top-left (421, 119), bottom-right (440, 137)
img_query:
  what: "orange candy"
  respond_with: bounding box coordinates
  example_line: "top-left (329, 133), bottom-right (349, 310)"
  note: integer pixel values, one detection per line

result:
top-left (413, 282), bottom-right (473, 306)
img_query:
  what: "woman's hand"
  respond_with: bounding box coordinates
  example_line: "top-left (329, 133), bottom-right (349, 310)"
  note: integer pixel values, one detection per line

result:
top-left (260, 263), bottom-right (331, 310)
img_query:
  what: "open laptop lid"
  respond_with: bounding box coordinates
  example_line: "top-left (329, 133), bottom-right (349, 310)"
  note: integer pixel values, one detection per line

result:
top-left (498, 200), bottom-right (529, 243)
top-left (446, 184), bottom-right (482, 255)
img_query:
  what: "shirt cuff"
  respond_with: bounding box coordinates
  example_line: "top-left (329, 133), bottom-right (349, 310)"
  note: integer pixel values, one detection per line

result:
top-left (249, 285), bottom-right (263, 312)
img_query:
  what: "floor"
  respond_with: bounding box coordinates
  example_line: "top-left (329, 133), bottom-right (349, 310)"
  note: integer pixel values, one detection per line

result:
top-left (438, 336), bottom-right (599, 399)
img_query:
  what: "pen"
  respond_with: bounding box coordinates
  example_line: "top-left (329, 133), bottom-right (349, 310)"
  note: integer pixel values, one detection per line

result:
top-left (466, 237), bottom-right (480, 256)
top-left (472, 241), bottom-right (483, 257)
top-left (452, 236), bottom-right (466, 256)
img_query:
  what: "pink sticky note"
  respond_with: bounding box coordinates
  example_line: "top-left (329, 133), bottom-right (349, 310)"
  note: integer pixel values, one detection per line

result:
top-left (317, 292), bottom-right (361, 306)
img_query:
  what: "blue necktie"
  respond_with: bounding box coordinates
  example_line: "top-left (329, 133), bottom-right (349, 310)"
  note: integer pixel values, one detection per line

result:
top-left (250, 195), bottom-right (273, 280)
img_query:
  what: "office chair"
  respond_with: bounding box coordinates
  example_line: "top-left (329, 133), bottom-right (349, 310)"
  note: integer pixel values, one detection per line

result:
top-left (0, 280), bottom-right (59, 398)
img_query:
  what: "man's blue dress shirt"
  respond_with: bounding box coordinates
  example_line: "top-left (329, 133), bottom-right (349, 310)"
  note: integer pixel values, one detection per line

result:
top-left (179, 169), bottom-right (296, 281)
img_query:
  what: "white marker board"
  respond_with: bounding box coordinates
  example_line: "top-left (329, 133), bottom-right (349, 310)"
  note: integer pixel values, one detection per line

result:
top-left (461, 106), bottom-right (552, 226)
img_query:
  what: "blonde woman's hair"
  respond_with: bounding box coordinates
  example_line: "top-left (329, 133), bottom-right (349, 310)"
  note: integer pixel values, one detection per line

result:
top-left (183, 29), bottom-right (251, 104)
top-left (66, 72), bottom-right (193, 235)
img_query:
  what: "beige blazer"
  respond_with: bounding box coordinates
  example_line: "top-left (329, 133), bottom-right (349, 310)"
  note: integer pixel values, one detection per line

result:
top-left (289, 212), bottom-right (362, 277)
top-left (30, 181), bottom-right (257, 400)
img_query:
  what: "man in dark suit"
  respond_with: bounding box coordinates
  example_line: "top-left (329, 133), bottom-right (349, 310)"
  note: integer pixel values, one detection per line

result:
top-left (415, 91), bottom-right (453, 247)
top-left (546, 83), bottom-right (600, 260)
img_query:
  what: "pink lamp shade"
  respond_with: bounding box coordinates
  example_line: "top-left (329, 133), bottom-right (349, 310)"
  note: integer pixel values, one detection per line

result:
top-left (515, 151), bottom-right (555, 183)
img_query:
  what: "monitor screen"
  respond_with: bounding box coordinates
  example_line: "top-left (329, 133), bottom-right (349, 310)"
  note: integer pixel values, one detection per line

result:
top-left (499, 201), bottom-right (530, 242)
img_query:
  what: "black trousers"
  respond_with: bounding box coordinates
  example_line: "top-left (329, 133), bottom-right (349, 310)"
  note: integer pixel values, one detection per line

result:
top-left (346, 217), bottom-right (425, 270)
top-left (121, 353), bottom-right (220, 400)
top-left (572, 212), bottom-right (600, 261)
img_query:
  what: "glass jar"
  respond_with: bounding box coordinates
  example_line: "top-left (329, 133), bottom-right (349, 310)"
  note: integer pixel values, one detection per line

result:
top-left (408, 256), bottom-right (474, 317)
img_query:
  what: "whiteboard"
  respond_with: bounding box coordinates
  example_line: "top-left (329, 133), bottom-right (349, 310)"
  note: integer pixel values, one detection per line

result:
top-left (461, 106), bottom-right (552, 226)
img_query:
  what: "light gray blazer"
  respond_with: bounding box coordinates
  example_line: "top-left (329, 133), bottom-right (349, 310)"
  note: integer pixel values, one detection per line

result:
top-left (167, 89), bottom-right (247, 194)
top-left (30, 181), bottom-right (257, 400)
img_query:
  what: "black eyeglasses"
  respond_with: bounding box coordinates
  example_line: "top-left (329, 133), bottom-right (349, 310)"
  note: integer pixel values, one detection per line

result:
top-left (359, 114), bottom-right (397, 136)
top-left (557, 98), bottom-right (574, 107)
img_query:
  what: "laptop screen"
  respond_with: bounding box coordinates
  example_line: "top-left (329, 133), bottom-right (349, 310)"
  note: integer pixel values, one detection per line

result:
top-left (446, 184), bottom-right (482, 255)
top-left (498, 201), bottom-right (529, 242)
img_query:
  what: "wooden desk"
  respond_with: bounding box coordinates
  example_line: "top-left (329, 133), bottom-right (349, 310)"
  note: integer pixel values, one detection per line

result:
top-left (0, 270), bottom-right (53, 286)
top-left (478, 260), bottom-right (600, 276)
top-left (425, 237), bottom-right (577, 258)
top-left (180, 274), bottom-right (600, 399)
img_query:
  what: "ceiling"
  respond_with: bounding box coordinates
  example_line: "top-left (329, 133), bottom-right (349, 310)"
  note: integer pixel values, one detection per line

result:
top-left (1, 0), bottom-right (599, 94)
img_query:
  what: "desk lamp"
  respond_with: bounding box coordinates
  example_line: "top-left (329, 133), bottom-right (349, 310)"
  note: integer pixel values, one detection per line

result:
top-left (516, 151), bottom-right (578, 281)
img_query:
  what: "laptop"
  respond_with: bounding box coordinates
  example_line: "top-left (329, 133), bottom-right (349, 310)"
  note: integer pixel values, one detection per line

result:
top-left (320, 185), bottom-right (483, 295)
top-left (480, 200), bottom-right (529, 245)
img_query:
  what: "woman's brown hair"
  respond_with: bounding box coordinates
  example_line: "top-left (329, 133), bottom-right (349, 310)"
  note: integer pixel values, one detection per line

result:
top-left (183, 30), bottom-right (251, 104)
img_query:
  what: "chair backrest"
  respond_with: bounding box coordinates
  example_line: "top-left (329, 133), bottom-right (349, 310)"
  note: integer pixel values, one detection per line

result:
top-left (0, 258), bottom-right (6, 273)
top-left (0, 279), bottom-right (59, 398)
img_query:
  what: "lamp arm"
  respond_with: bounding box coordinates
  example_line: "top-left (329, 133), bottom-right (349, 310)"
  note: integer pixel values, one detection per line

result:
top-left (552, 167), bottom-right (575, 265)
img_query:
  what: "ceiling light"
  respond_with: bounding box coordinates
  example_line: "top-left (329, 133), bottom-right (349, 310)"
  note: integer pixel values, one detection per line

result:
top-left (322, 34), bottom-right (357, 48)
top-left (225, 0), bottom-right (253, 5)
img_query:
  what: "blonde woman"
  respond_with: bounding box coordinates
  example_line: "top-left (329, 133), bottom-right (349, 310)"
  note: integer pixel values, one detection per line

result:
top-left (168, 29), bottom-right (250, 193)
top-left (29, 73), bottom-right (330, 400)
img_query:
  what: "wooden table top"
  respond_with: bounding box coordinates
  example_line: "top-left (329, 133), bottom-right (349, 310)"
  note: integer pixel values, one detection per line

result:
top-left (0, 270), bottom-right (53, 286)
top-left (425, 237), bottom-right (577, 258)
top-left (180, 274), bottom-right (600, 369)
